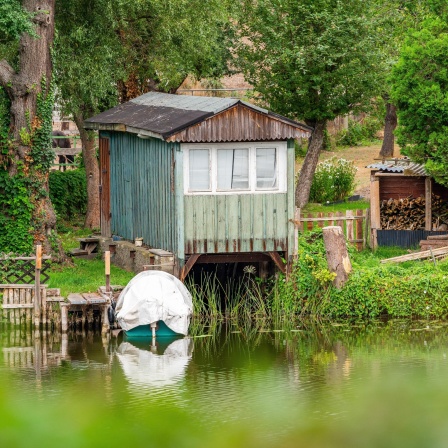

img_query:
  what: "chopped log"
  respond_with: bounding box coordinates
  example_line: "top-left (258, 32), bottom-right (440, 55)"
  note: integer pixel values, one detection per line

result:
top-left (322, 226), bottom-right (352, 288)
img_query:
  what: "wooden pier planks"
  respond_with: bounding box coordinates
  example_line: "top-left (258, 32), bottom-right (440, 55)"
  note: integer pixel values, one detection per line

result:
top-left (67, 292), bottom-right (107, 305)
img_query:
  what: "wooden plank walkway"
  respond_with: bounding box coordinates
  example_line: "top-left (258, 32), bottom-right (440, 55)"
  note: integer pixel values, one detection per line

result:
top-left (67, 292), bottom-right (107, 305)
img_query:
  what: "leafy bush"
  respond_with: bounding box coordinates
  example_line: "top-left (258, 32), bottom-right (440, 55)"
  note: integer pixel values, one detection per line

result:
top-left (274, 229), bottom-right (448, 320)
top-left (335, 116), bottom-right (382, 147)
top-left (49, 169), bottom-right (87, 221)
top-left (309, 157), bottom-right (357, 203)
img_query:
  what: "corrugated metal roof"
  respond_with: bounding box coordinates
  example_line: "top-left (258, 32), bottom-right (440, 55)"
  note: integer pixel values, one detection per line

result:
top-left (85, 92), bottom-right (312, 141)
top-left (131, 92), bottom-right (239, 114)
top-left (367, 159), bottom-right (428, 176)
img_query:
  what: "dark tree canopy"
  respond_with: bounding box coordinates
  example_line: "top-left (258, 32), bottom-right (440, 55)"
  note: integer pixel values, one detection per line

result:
top-left (391, 17), bottom-right (448, 186)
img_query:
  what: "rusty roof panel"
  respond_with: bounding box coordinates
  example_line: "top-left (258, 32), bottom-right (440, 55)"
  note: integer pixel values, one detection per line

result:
top-left (167, 103), bottom-right (311, 143)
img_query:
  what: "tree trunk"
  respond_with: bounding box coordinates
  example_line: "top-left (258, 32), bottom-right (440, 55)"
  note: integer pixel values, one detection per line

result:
top-left (295, 120), bottom-right (326, 208)
top-left (0, 1), bottom-right (58, 253)
top-left (74, 115), bottom-right (100, 229)
top-left (322, 226), bottom-right (352, 288)
top-left (379, 101), bottom-right (397, 159)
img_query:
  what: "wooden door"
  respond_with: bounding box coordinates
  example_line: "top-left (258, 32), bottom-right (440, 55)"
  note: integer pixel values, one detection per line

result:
top-left (99, 137), bottom-right (111, 237)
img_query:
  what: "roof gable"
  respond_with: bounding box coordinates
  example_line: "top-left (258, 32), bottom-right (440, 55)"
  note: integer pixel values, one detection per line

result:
top-left (85, 92), bottom-right (312, 141)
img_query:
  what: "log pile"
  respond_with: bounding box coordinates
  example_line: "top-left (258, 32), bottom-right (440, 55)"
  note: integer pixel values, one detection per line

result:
top-left (420, 235), bottom-right (448, 251)
top-left (380, 194), bottom-right (448, 230)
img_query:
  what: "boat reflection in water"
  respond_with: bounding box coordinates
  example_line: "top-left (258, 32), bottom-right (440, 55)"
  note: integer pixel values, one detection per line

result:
top-left (116, 337), bottom-right (194, 389)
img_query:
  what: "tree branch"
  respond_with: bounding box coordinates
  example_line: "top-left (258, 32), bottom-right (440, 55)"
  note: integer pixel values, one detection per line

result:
top-left (0, 59), bottom-right (15, 88)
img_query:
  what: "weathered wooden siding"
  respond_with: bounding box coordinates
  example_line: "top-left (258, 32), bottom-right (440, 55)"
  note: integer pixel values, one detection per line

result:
top-left (378, 175), bottom-right (448, 200)
top-left (109, 132), bottom-right (180, 252)
top-left (167, 104), bottom-right (310, 143)
top-left (184, 193), bottom-right (289, 254)
top-left (379, 176), bottom-right (426, 200)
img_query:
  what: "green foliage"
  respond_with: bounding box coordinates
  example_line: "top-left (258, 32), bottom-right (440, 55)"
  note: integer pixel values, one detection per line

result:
top-left (309, 157), bottom-right (357, 203)
top-left (54, 0), bottom-right (233, 119)
top-left (335, 117), bottom-right (383, 147)
top-left (48, 257), bottom-right (134, 297)
top-left (0, 78), bottom-right (55, 254)
top-left (187, 270), bottom-right (267, 319)
top-left (279, 230), bottom-right (448, 320)
top-left (0, 0), bottom-right (35, 43)
top-left (391, 17), bottom-right (448, 186)
top-left (236, 0), bottom-right (385, 124)
top-left (0, 173), bottom-right (33, 253)
top-left (49, 169), bottom-right (87, 221)
top-left (294, 139), bottom-right (307, 159)
top-left (303, 200), bottom-right (370, 214)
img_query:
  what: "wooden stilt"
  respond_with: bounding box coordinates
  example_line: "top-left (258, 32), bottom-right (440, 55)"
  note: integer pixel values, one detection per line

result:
top-left (34, 245), bottom-right (42, 329)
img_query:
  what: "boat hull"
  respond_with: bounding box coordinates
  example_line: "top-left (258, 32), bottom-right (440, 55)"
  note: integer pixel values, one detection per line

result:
top-left (124, 320), bottom-right (181, 338)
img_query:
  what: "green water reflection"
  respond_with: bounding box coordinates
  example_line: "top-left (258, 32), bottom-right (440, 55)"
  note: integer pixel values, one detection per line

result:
top-left (1, 320), bottom-right (448, 447)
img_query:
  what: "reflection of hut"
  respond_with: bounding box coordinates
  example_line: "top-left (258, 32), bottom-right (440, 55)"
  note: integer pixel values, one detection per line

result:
top-left (368, 159), bottom-right (448, 248)
top-left (117, 338), bottom-right (193, 389)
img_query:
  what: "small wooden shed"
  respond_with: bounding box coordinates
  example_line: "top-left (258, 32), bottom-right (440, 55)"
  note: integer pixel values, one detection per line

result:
top-left (85, 92), bottom-right (312, 279)
top-left (368, 159), bottom-right (448, 248)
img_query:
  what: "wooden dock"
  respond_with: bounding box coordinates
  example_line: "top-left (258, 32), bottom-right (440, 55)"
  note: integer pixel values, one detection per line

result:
top-left (0, 285), bottom-right (117, 334)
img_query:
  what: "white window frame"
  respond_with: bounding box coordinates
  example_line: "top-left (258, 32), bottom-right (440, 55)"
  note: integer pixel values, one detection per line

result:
top-left (183, 141), bottom-right (287, 195)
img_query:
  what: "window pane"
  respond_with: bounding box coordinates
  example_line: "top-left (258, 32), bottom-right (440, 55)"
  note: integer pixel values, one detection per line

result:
top-left (256, 148), bottom-right (277, 189)
top-left (189, 149), bottom-right (210, 190)
top-left (217, 149), bottom-right (249, 190)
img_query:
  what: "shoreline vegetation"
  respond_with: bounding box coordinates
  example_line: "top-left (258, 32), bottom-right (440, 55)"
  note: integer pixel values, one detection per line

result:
top-left (4, 142), bottom-right (444, 322)
top-left (40, 225), bottom-right (448, 322)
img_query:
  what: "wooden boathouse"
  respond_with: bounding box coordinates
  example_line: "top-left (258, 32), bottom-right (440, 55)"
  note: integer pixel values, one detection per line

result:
top-left (85, 92), bottom-right (312, 279)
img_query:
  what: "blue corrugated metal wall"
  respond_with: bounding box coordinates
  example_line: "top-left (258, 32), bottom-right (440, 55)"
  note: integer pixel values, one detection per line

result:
top-left (109, 132), bottom-right (179, 252)
top-left (377, 230), bottom-right (448, 248)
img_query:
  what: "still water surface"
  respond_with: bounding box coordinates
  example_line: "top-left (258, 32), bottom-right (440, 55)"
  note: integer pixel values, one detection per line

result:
top-left (1, 320), bottom-right (448, 447)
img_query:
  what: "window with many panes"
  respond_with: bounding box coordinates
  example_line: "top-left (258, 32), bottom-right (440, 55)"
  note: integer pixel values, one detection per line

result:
top-left (184, 142), bottom-right (286, 194)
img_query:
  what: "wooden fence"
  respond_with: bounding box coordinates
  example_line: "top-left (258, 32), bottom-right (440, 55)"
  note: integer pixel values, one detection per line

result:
top-left (297, 208), bottom-right (370, 250)
top-left (0, 245), bottom-right (53, 327)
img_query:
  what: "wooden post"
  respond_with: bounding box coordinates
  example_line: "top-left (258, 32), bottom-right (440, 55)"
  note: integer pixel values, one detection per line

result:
top-left (61, 304), bottom-right (69, 332)
top-left (102, 305), bottom-right (110, 335)
top-left (293, 207), bottom-right (300, 258)
top-left (105, 251), bottom-right (111, 293)
top-left (425, 177), bottom-right (432, 231)
top-left (370, 175), bottom-right (381, 249)
top-left (34, 245), bottom-right (42, 328)
top-left (322, 226), bottom-right (352, 288)
top-left (356, 209), bottom-right (364, 250)
top-left (346, 210), bottom-right (354, 244)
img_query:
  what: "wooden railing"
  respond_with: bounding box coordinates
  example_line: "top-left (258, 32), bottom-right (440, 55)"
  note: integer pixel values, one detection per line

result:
top-left (0, 246), bottom-right (51, 327)
top-left (296, 208), bottom-right (370, 250)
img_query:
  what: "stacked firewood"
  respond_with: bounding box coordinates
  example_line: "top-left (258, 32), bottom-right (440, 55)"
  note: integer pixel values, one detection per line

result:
top-left (380, 195), bottom-right (448, 230)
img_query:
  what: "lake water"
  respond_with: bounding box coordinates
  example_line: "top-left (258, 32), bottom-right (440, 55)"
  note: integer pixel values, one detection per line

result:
top-left (1, 319), bottom-right (448, 447)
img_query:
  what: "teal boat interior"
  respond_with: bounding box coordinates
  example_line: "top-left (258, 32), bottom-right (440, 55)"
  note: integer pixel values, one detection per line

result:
top-left (124, 320), bottom-right (180, 339)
